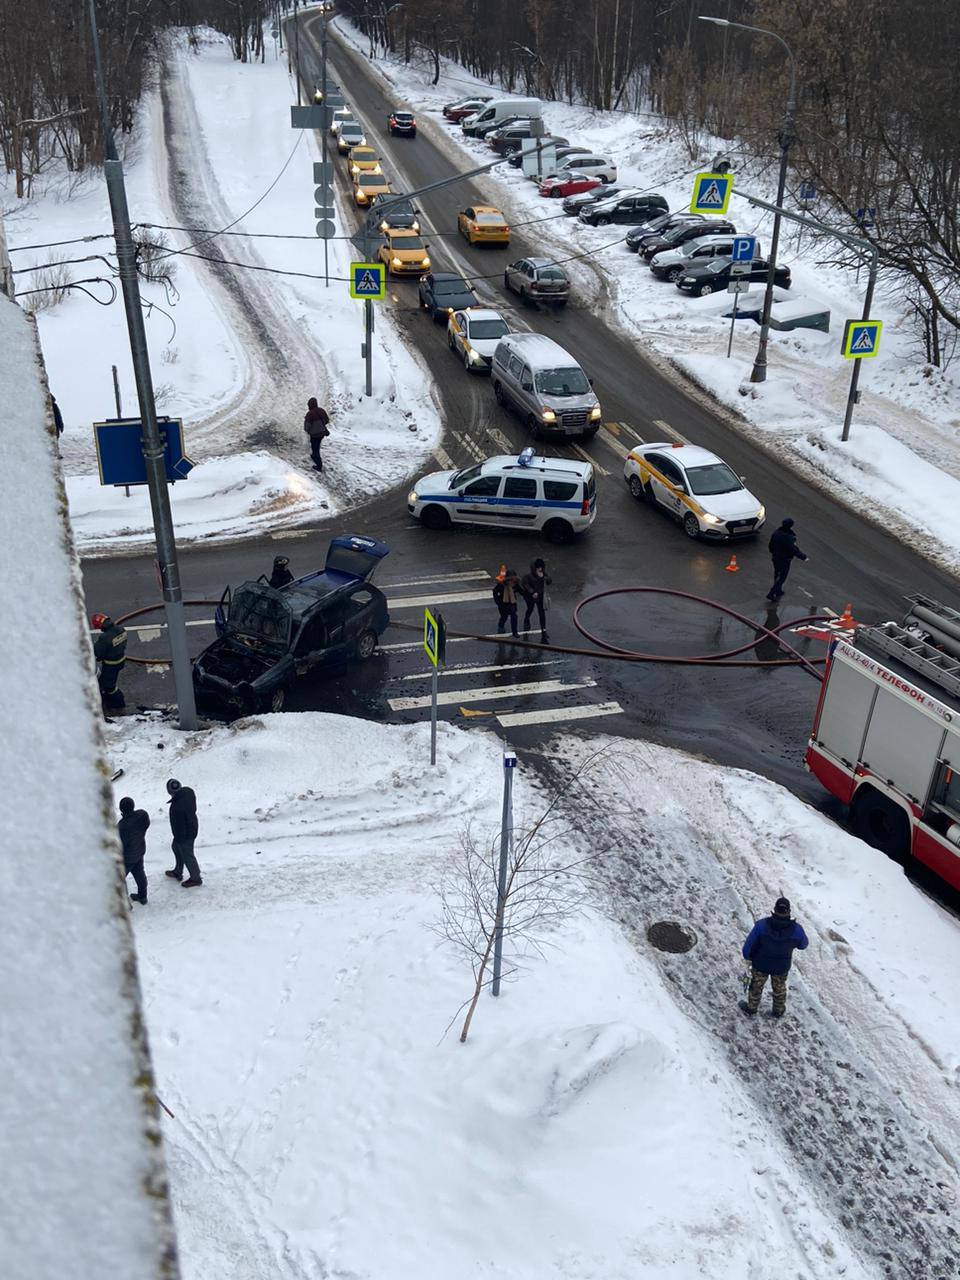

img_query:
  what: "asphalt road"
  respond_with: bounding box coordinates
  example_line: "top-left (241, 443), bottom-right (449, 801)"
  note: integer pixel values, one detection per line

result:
top-left (82, 15), bottom-right (960, 805)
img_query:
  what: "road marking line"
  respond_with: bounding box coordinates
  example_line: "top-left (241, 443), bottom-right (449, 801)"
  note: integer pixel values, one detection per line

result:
top-left (270, 529), bottom-right (312, 540)
top-left (620, 421), bottom-right (645, 443)
top-left (652, 418), bottom-right (689, 445)
top-left (598, 427), bottom-right (628, 460)
top-left (396, 659), bottom-right (561, 681)
top-left (387, 589), bottom-right (492, 608)
top-left (486, 427), bottom-right (513, 454)
top-left (496, 700), bottom-right (623, 729)
top-left (389, 677), bottom-right (596, 711)
top-left (452, 429), bottom-right (484, 461)
top-left (571, 441), bottom-right (609, 475)
top-left (380, 634), bottom-right (478, 653)
top-left (123, 619), bottom-right (214, 636)
top-left (434, 445), bottom-right (455, 470)
top-left (384, 570), bottom-right (490, 588)
top-left (604, 421), bottom-right (621, 435)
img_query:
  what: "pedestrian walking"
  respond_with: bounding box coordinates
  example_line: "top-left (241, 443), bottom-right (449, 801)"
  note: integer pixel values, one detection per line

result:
top-left (117, 796), bottom-right (150, 905)
top-left (521, 558), bottom-right (552, 643)
top-left (51, 394), bottom-right (64, 436)
top-left (269, 555), bottom-right (294, 588)
top-left (492, 567), bottom-right (521, 637)
top-left (164, 778), bottom-right (203, 887)
top-left (91, 613), bottom-right (128, 711)
top-left (303, 396), bottom-right (330, 472)
top-left (739, 897), bottom-right (809, 1018)
top-left (766, 518), bottom-right (808, 601)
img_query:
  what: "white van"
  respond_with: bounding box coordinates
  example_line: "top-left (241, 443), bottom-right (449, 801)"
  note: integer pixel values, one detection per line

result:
top-left (491, 332), bottom-right (601, 439)
top-left (462, 97), bottom-right (542, 136)
top-left (408, 448), bottom-right (597, 543)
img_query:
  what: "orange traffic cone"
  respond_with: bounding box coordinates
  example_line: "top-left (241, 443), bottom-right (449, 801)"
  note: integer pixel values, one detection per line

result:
top-left (724, 554), bottom-right (739, 572)
top-left (837, 602), bottom-right (856, 629)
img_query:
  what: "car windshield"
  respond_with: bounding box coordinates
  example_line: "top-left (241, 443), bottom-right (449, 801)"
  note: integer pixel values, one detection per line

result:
top-left (537, 268), bottom-right (567, 282)
top-left (342, 126), bottom-right (363, 137)
top-left (662, 223), bottom-right (702, 243)
top-left (359, 174), bottom-right (384, 187)
top-left (468, 318), bottom-right (509, 339)
top-left (475, 212), bottom-right (504, 225)
top-left (536, 367), bottom-right (589, 396)
top-left (684, 462), bottom-right (742, 495)
top-left (394, 112), bottom-right (414, 120)
top-left (450, 464), bottom-right (482, 488)
top-left (435, 280), bottom-right (471, 295)
top-left (390, 235), bottom-right (425, 250)
top-left (381, 199), bottom-right (413, 216)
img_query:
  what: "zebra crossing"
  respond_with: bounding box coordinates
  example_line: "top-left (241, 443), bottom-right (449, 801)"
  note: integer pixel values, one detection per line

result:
top-left (377, 564), bottom-right (625, 735)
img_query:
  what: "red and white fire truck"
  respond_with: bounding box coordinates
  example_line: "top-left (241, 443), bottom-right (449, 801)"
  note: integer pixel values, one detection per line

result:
top-left (806, 594), bottom-right (960, 892)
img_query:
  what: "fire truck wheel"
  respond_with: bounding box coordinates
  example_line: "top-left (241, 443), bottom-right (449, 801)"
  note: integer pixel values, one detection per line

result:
top-left (851, 789), bottom-right (911, 865)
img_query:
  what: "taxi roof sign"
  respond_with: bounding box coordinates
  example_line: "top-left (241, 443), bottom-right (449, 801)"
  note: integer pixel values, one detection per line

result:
top-left (424, 607), bottom-right (446, 668)
top-left (690, 171), bottom-right (734, 215)
top-left (842, 318), bottom-right (882, 359)
top-left (349, 261), bottom-right (386, 300)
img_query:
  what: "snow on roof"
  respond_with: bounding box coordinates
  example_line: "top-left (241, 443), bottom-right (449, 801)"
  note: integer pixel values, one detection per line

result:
top-left (0, 290), bottom-right (178, 1279)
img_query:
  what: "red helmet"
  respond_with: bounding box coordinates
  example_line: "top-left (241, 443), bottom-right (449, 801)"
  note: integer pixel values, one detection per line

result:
top-left (91, 613), bottom-right (110, 630)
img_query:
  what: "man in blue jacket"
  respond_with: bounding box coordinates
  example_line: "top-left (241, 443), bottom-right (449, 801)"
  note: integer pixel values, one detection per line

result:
top-left (740, 897), bottom-right (808, 1017)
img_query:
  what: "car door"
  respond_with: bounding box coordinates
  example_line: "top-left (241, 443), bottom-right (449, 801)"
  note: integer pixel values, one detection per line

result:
top-left (453, 472), bottom-right (504, 524)
top-left (451, 310), bottom-right (467, 352)
top-left (294, 610), bottom-right (329, 673)
top-left (645, 452), bottom-right (685, 518)
top-left (215, 585), bottom-right (231, 637)
top-left (501, 474), bottom-right (539, 526)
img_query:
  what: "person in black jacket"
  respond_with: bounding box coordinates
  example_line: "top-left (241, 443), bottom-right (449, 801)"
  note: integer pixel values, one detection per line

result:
top-left (520, 558), bottom-right (552, 643)
top-left (740, 897), bottom-right (809, 1017)
top-left (303, 397), bottom-right (331, 471)
top-left (91, 613), bottom-right (128, 710)
top-left (51, 394), bottom-right (64, 436)
top-left (269, 556), bottom-right (294, 588)
top-left (118, 796), bottom-right (150, 904)
top-left (492, 568), bottom-right (521, 637)
top-left (164, 778), bottom-right (203, 887)
top-left (766, 518), bottom-right (808, 601)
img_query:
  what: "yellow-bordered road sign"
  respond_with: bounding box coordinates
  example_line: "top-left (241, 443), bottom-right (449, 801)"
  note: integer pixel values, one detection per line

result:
top-left (424, 607), bottom-right (446, 667)
top-left (690, 172), bottom-right (734, 215)
top-left (349, 261), bottom-right (386, 300)
top-left (841, 319), bottom-right (882, 359)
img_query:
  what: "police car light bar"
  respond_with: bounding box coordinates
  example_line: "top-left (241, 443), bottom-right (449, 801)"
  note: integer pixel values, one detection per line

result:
top-left (518, 447), bottom-right (535, 467)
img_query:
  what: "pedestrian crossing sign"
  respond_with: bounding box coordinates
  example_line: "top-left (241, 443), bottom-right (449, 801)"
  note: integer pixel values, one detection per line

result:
top-left (690, 171), bottom-right (734, 215)
top-left (349, 261), bottom-right (386, 300)
top-left (842, 319), bottom-right (882, 359)
top-left (424, 607), bottom-right (446, 668)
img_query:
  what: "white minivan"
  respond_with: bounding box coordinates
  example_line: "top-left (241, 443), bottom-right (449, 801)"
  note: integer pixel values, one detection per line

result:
top-left (408, 448), bottom-right (597, 542)
top-left (462, 97), bottom-right (542, 136)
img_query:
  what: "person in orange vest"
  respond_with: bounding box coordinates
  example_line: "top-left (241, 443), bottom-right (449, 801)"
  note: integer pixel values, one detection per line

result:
top-left (492, 566), bottom-right (521, 637)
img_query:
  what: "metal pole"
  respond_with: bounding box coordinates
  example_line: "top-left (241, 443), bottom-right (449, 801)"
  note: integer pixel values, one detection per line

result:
top-left (293, 0), bottom-right (302, 105)
top-left (491, 750), bottom-right (517, 997)
top-left (430, 665), bottom-right (438, 766)
top-left (320, 16), bottom-right (330, 288)
top-left (111, 363), bottom-right (123, 417)
top-left (726, 289), bottom-right (740, 357)
top-left (841, 253), bottom-right (878, 442)
top-left (87, 0), bottom-right (197, 730)
top-left (363, 211), bottom-right (375, 396)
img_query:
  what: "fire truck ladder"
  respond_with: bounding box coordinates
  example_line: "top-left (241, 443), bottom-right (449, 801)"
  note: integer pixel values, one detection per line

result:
top-left (858, 595), bottom-right (960, 704)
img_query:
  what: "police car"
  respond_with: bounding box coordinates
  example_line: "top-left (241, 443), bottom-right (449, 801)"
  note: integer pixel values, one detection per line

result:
top-left (623, 442), bottom-right (765, 540)
top-left (408, 448), bottom-right (597, 542)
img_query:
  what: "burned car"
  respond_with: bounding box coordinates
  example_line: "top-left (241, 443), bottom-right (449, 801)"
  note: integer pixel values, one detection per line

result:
top-left (193, 535), bottom-right (390, 715)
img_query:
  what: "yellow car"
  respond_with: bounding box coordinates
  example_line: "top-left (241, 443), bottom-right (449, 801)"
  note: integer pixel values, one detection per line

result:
top-left (457, 205), bottom-right (510, 246)
top-left (378, 229), bottom-right (431, 276)
top-left (348, 146), bottom-right (382, 176)
top-left (354, 172), bottom-right (392, 206)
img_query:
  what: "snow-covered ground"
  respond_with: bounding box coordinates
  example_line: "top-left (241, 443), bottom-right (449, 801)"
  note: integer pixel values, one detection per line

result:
top-left (3, 27), bottom-right (441, 551)
top-left (107, 709), bottom-right (960, 1278)
top-left (333, 18), bottom-right (960, 575)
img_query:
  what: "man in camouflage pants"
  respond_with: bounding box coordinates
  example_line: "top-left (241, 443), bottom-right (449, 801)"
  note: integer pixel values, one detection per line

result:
top-left (740, 897), bottom-right (809, 1018)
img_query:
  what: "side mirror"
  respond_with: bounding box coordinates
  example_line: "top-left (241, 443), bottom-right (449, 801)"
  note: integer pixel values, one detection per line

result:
top-left (588, 377), bottom-right (594, 387)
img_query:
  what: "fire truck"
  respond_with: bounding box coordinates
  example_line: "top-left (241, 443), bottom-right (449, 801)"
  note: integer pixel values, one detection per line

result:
top-left (805, 594), bottom-right (960, 893)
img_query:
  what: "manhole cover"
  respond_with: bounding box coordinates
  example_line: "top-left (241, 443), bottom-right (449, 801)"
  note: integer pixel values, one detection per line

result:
top-left (647, 920), bottom-right (697, 954)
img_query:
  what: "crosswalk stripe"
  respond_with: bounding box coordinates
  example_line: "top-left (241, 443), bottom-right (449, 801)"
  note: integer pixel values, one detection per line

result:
top-left (652, 418), bottom-right (689, 445)
top-left (434, 445), bottom-right (455, 470)
top-left (124, 619), bottom-right (214, 635)
top-left (388, 677), bottom-right (596, 711)
top-left (383, 570), bottom-right (490, 588)
top-left (571, 441), bottom-right (609, 475)
top-left (379, 627), bottom-right (541, 652)
top-left (598, 427), bottom-right (628, 460)
top-left (387, 589), bottom-right (492, 609)
top-left (620, 421), bottom-right (645, 443)
top-left (395, 659), bottom-right (561, 681)
top-left (452, 429), bottom-right (485, 461)
top-left (486, 427), bottom-right (513, 454)
top-left (496, 700), bottom-right (623, 728)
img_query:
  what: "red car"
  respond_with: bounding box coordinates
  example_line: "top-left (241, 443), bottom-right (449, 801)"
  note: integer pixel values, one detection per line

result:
top-left (538, 173), bottom-right (603, 199)
top-left (442, 96), bottom-right (491, 122)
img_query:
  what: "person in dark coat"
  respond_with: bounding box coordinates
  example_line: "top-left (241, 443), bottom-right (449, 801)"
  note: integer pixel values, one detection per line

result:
top-left (164, 778), bottom-right (203, 887)
top-left (520, 558), bottom-right (552, 643)
top-left (269, 555), bottom-right (294, 588)
top-left (92, 613), bottom-right (128, 710)
top-left (766, 518), bottom-right (808, 601)
top-left (118, 796), bottom-right (150, 904)
top-left (51, 395), bottom-right (64, 436)
top-left (740, 897), bottom-right (809, 1017)
top-left (492, 568), bottom-right (521, 637)
top-left (303, 397), bottom-right (331, 471)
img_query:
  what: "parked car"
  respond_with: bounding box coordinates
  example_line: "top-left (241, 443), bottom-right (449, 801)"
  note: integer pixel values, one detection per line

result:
top-left (457, 205), bottom-right (510, 246)
top-left (578, 190), bottom-right (669, 227)
top-left (388, 109), bottom-right (416, 136)
top-left (442, 95), bottom-right (492, 121)
top-left (503, 257), bottom-right (570, 308)
top-left (353, 172), bottom-right (391, 206)
top-left (447, 307), bottom-right (511, 373)
top-left (370, 193), bottom-right (420, 233)
top-left (649, 234), bottom-right (762, 282)
top-left (463, 114), bottom-right (524, 140)
top-left (675, 257), bottom-right (791, 295)
top-left (625, 213), bottom-right (701, 251)
top-left (418, 271), bottom-right (479, 321)
top-left (378, 229), bottom-right (431, 276)
top-left (507, 139), bottom-right (579, 169)
top-left (639, 217), bottom-right (737, 262)
top-left (562, 183), bottom-right (633, 216)
top-left (337, 122), bottom-right (366, 154)
top-left (543, 154), bottom-right (617, 185)
top-left (540, 173), bottom-right (602, 199)
top-left (193, 535), bottom-right (391, 716)
top-left (623, 444), bottom-right (765, 541)
top-left (461, 97), bottom-right (542, 136)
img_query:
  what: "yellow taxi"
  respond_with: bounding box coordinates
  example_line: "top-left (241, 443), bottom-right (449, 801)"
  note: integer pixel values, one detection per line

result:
top-left (378, 228), bottom-right (431, 276)
top-left (457, 205), bottom-right (510, 246)
top-left (348, 145), bottom-right (382, 176)
top-left (354, 171), bottom-right (392, 206)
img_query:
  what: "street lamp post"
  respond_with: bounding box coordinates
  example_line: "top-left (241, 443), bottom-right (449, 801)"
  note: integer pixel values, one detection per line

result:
top-left (699, 16), bottom-right (797, 384)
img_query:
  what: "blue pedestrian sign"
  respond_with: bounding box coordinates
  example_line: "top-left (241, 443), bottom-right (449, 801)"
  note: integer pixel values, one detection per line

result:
top-left (690, 171), bottom-right (734, 215)
top-left (731, 235), bottom-right (756, 263)
top-left (349, 261), bottom-right (386, 300)
top-left (93, 417), bottom-right (194, 487)
top-left (856, 207), bottom-right (876, 229)
top-left (841, 319), bottom-right (883, 359)
top-left (799, 181), bottom-right (817, 202)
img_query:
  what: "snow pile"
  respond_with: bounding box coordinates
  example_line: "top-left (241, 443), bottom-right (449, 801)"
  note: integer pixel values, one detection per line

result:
top-left (0, 295), bottom-right (176, 1278)
top-left (109, 710), bottom-right (887, 1279)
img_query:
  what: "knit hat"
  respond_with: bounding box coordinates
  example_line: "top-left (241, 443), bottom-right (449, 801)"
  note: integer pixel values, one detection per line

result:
top-left (166, 779), bottom-right (181, 796)
top-left (119, 797), bottom-right (135, 815)
top-left (781, 518), bottom-right (795, 529)
top-left (774, 897), bottom-right (791, 917)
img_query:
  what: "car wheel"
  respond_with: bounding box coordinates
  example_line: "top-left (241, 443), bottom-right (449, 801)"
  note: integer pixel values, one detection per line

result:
top-left (666, 267), bottom-right (682, 282)
top-left (431, 308), bottom-right (444, 324)
top-left (526, 412), bottom-right (543, 440)
top-left (544, 518), bottom-right (574, 544)
top-left (549, 187), bottom-right (562, 198)
top-left (595, 215), bottom-right (611, 226)
top-left (420, 504), bottom-right (451, 530)
top-left (851, 789), bottom-right (911, 864)
top-left (494, 380), bottom-right (506, 406)
top-left (628, 474), bottom-right (645, 501)
top-left (356, 629), bottom-right (378, 661)
top-left (519, 286), bottom-right (529, 305)
top-left (600, 175), bottom-right (612, 183)
top-left (682, 512), bottom-right (701, 539)
top-left (504, 271), bottom-right (512, 292)
top-left (698, 283), bottom-right (714, 297)
top-left (463, 349), bottom-right (473, 372)
top-left (581, 425), bottom-right (599, 440)
top-left (447, 331), bottom-right (456, 350)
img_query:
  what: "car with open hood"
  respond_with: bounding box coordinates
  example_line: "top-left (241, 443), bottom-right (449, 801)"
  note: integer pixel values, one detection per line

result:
top-left (193, 535), bottom-right (390, 716)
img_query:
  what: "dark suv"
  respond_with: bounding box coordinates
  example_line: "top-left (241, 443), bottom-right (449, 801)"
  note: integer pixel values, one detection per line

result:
top-left (389, 109), bottom-right (416, 137)
top-left (193, 535), bottom-right (390, 716)
top-left (578, 191), bottom-right (669, 227)
top-left (487, 122), bottom-right (567, 156)
top-left (639, 218), bottom-right (736, 261)
top-left (370, 193), bottom-right (420, 232)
